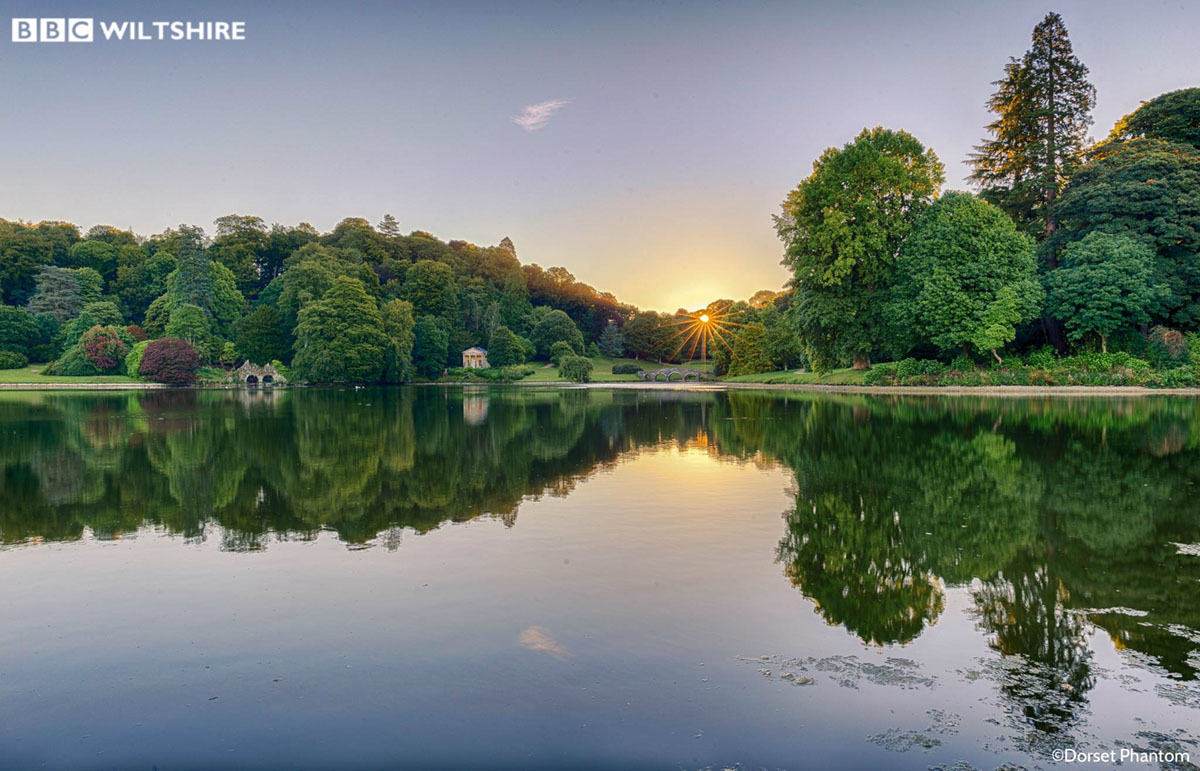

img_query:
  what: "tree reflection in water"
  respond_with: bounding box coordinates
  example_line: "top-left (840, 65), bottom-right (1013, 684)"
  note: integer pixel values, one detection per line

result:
top-left (1, 387), bottom-right (1199, 734)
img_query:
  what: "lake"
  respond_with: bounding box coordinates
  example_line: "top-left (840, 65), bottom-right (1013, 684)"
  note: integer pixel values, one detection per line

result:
top-left (1, 386), bottom-right (1198, 770)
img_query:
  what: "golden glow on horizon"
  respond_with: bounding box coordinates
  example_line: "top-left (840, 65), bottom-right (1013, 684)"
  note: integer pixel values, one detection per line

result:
top-left (660, 303), bottom-right (742, 363)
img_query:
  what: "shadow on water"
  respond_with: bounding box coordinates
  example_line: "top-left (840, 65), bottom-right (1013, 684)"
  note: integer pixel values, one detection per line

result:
top-left (2, 386), bottom-right (1199, 745)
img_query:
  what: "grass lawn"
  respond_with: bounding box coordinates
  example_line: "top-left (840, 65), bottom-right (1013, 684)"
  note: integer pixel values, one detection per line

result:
top-left (0, 365), bottom-right (138, 384)
top-left (518, 357), bottom-right (711, 383)
top-left (722, 367), bottom-right (871, 385)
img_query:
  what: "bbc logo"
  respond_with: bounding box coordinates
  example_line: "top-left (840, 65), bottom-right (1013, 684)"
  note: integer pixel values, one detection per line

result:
top-left (12, 18), bottom-right (94, 42)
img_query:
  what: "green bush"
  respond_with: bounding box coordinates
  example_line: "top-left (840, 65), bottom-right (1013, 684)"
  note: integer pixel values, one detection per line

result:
top-left (1025, 346), bottom-right (1057, 369)
top-left (42, 345), bottom-right (101, 376)
top-left (863, 362), bottom-right (897, 385)
top-left (0, 350), bottom-right (28, 369)
top-left (124, 340), bottom-right (150, 379)
top-left (918, 359), bottom-right (945, 376)
top-left (949, 355), bottom-right (974, 372)
top-left (197, 366), bottom-right (229, 383)
top-left (443, 365), bottom-right (535, 382)
top-left (895, 358), bottom-right (920, 378)
top-left (1153, 367), bottom-right (1197, 389)
top-left (1188, 333), bottom-right (1200, 382)
top-left (558, 355), bottom-right (593, 383)
top-left (611, 363), bottom-right (643, 375)
top-left (549, 340), bottom-right (575, 366)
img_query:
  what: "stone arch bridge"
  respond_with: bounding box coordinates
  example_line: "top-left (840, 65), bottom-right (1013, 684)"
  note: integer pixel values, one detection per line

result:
top-left (233, 361), bottom-right (287, 386)
top-left (637, 368), bottom-right (711, 382)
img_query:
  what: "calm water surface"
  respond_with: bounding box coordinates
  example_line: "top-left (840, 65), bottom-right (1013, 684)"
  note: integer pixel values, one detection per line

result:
top-left (1, 387), bottom-right (1198, 770)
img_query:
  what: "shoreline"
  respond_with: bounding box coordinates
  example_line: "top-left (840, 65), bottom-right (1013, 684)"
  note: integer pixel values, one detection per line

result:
top-left (3, 380), bottom-right (1199, 397)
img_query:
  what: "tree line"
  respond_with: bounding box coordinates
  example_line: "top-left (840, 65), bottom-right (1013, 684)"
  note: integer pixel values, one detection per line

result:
top-left (0, 209), bottom-right (808, 381)
top-left (776, 12), bottom-right (1200, 371)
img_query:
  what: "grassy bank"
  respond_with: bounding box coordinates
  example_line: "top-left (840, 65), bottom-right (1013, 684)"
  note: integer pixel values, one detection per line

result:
top-left (0, 365), bottom-right (138, 385)
top-left (723, 368), bottom-right (870, 386)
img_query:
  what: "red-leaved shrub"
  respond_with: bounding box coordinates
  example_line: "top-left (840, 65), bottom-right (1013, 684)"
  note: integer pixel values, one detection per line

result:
top-left (138, 337), bottom-right (201, 385)
top-left (125, 324), bottom-right (148, 342)
top-left (80, 325), bottom-right (127, 372)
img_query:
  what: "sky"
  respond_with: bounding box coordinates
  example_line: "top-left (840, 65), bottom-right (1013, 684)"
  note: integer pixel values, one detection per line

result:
top-left (1, 0), bottom-right (1197, 312)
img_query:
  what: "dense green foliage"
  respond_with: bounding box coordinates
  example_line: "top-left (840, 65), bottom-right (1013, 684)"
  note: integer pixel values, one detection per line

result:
top-left (412, 315), bottom-right (449, 378)
top-left (234, 305), bottom-right (291, 365)
top-left (1050, 139), bottom-right (1200, 327)
top-left (0, 350), bottom-right (27, 369)
top-left (1045, 233), bottom-right (1165, 351)
top-left (292, 277), bottom-right (390, 383)
top-left (531, 309), bottom-right (585, 358)
top-left (558, 355), bottom-right (593, 382)
top-left (124, 340), bottom-right (150, 380)
top-left (776, 127), bottom-right (945, 369)
top-left (768, 10), bottom-right (1200, 378)
top-left (549, 340), bottom-right (575, 366)
top-left (0, 305), bottom-right (39, 356)
top-left (3, 213), bottom-right (722, 382)
top-left (1109, 88), bottom-right (1200, 149)
top-left (886, 193), bottom-right (1042, 362)
top-left (486, 325), bottom-right (525, 367)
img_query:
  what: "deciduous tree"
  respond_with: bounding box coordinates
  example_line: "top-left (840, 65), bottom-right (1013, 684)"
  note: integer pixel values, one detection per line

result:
top-left (886, 192), bottom-right (1042, 363)
top-left (1045, 232), bottom-right (1165, 352)
top-left (292, 276), bottom-right (388, 383)
top-left (776, 127), bottom-right (944, 370)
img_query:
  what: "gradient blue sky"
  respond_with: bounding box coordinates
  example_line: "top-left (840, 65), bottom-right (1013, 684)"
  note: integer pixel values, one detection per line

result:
top-left (1, 0), bottom-right (1197, 311)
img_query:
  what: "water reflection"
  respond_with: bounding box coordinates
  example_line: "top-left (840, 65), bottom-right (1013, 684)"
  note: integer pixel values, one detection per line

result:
top-left (2, 387), bottom-right (1199, 731)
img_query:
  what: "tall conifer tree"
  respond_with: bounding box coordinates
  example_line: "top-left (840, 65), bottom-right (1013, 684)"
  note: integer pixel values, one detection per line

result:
top-left (970, 12), bottom-right (1096, 243)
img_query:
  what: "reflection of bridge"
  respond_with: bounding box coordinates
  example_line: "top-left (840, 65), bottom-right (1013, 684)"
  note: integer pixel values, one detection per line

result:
top-left (637, 368), bottom-right (710, 382)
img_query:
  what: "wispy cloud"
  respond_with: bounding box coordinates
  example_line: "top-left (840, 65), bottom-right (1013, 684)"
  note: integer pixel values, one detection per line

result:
top-left (512, 99), bottom-right (570, 132)
top-left (518, 625), bottom-right (570, 659)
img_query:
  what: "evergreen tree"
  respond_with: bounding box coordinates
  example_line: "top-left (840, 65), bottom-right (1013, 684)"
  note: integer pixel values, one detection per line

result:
top-left (377, 214), bottom-right (401, 238)
top-left (165, 304), bottom-right (215, 359)
top-left (597, 321), bottom-right (625, 357)
top-left (969, 12), bottom-right (1096, 239)
top-left (234, 305), bottom-right (291, 364)
top-left (27, 266), bottom-right (85, 321)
